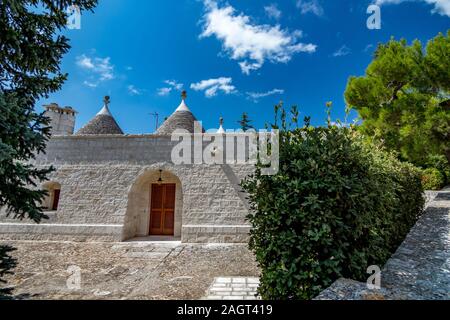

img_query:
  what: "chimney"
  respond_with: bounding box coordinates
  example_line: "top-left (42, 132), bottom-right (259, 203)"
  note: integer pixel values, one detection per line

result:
top-left (43, 103), bottom-right (77, 136)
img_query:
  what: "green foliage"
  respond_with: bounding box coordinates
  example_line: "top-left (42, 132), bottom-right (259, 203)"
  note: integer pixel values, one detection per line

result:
top-left (421, 168), bottom-right (445, 191)
top-left (238, 112), bottom-right (254, 131)
top-left (0, 0), bottom-right (97, 222)
top-left (0, 245), bottom-right (16, 300)
top-left (345, 31), bottom-right (450, 169)
top-left (241, 105), bottom-right (424, 300)
top-left (0, 0), bottom-right (97, 294)
top-left (426, 154), bottom-right (450, 185)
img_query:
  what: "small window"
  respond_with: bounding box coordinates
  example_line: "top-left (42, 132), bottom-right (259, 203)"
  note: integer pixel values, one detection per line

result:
top-left (42, 182), bottom-right (61, 211)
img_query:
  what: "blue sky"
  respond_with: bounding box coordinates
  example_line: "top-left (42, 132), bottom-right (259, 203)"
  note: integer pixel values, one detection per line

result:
top-left (38, 0), bottom-right (449, 134)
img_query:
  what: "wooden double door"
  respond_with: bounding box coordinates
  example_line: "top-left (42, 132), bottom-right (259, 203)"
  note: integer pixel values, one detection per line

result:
top-left (149, 184), bottom-right (176, 236)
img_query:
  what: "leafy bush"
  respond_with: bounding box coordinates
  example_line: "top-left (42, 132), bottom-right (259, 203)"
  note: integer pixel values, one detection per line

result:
top-left (426, 155), bottom-right (450, 185)
top-left (242, 109), bottom-right (424, 300)
top-left (421, 168), bottom-right (445, 190)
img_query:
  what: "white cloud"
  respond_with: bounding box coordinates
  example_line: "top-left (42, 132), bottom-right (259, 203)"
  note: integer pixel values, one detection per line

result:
top-left (296, 0), bottom-right (324, 16)
top-left (83, 81), bottom-right (98, 89)
top-left (128, 85), bottom-right (143, 96)
top-left (164, 80), bottom-right (184, 91)
top-left (157, 87), bottom-right (172, 96)
top-left (190, 77), bottom-right (236, 98)
top-left (264, 4), bottom-right (282, 20)
top-left (246, 88), bottom-right (284, 101)
top-left (157, 80), bottom-right (184, 96)
top-left (76, 54), bottom-right (115, 87)
top-left (333, 45), bottom-right (351, 57)
top-left (76, 55), bottom-right (114, 81)
top-left (364, 44), bottom-right (374, 52)
top-left (375, 0), bottom-right (450, 17)
top-left (200, 1), bottom-right (317, 74)
top-left (77, 56), bottom-right (95, 69)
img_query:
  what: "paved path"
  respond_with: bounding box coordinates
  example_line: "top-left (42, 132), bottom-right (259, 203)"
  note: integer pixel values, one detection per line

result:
top-left (0, 241), bottom-right (259, 300)
top-left (381, 188), bottom-right (450, 299)
top-left (203, 277), bottom-right (260, 300)
top-left (317, 188), bottom-right (450, 300)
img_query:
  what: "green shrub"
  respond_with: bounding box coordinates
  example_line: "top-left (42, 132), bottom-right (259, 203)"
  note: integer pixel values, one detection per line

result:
top-left (426, 155), bottom-right (450, 185)
top-left (242, 112), bottom-right (424, 300)
top-left (421, 168), bottom-right (445, 190)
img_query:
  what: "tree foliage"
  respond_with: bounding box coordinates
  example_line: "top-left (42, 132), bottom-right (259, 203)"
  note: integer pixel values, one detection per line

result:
top-left (238, 112), bottom-right (254, 131)
top-left (1, 0), bottom-right (97, 297)
top-left (345, 31), bottom-right (450, 169)
top-left (242, 105), bottom-right (424, 300)
top-left (421, 168), bottom-right (445, 190)
top-left (0, 0), bottom-right (97, 222)
top-left (0, 245), bottom-right (16, 300)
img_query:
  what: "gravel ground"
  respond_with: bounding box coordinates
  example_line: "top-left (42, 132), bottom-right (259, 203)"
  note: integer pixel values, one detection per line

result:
top-left (0, 241), bottom-right (259, 300)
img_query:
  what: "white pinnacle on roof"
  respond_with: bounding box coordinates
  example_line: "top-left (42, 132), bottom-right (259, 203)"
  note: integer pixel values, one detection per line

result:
top-left (97, 104), bottom-right (113, 116)
top-left (156, 90), bottom-right (204, 135)
top-left (76, 96), bottom-right (123, 135)
top-left (175, 99), bottom-right (190, 112)
top-left (97, 96), bottom-right (113, 116)
top-left (217, 117), bottom-right (225, 134)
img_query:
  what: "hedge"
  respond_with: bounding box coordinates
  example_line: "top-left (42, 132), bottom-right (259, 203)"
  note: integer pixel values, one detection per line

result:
top-left (241, 114), bottom-right (424, 300)
top-left (421, 168), bottom-right (445, 190)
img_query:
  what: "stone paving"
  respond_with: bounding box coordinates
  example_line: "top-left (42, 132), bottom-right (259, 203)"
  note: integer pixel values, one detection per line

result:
top-left (317, 188), bottom-right (450, 300)
top-left (203, 277), bottom-right (260, 300)
top-left (0, 241), bottom-right (259, 300)
top-left (3, 189), bottom-right (448, 301)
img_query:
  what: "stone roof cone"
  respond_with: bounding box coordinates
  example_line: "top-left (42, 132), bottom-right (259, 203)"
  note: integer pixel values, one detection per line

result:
top-left (156, 91), bottom-right (204, 135)
top-left (76, 96), bottom-right (124, 135)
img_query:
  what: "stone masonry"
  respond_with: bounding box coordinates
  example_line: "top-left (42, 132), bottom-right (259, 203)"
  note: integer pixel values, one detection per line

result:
top-left (0, 134), bottom-right (254, 243)
top-left (316, 188), bottom-right (450, 300)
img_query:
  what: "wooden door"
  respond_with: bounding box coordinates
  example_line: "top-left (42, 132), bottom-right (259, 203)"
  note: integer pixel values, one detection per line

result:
top-left (52, 189), bottom-right (61, 211)
top-left (149, 184), bottom-right (176, 235)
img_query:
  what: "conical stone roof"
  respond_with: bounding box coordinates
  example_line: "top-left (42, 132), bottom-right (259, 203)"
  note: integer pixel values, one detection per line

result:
top-left (156, 92), bottom-right (203, 135)
top-left (76, 96), bottom-right (123, 135)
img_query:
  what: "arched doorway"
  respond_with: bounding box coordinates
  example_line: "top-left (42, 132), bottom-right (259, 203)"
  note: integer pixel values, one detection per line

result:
top-left (123, 169), bottom-right (183, 240)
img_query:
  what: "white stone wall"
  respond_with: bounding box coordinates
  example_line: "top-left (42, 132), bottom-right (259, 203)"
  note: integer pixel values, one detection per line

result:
top-left (0, 134), bottom-right (255, 243)
top-left (44, 109), bottom-right (76, 136)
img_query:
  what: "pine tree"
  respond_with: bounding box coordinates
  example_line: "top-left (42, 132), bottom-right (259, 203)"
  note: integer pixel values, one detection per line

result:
top-left (0, 0), bottom-right (97, 223)
top-left (345, 31), bottom-right (450, 167)
top-left (238, 112), bottom-right (254, 131)
top-left (1, 0), bottom-right (98, 300)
